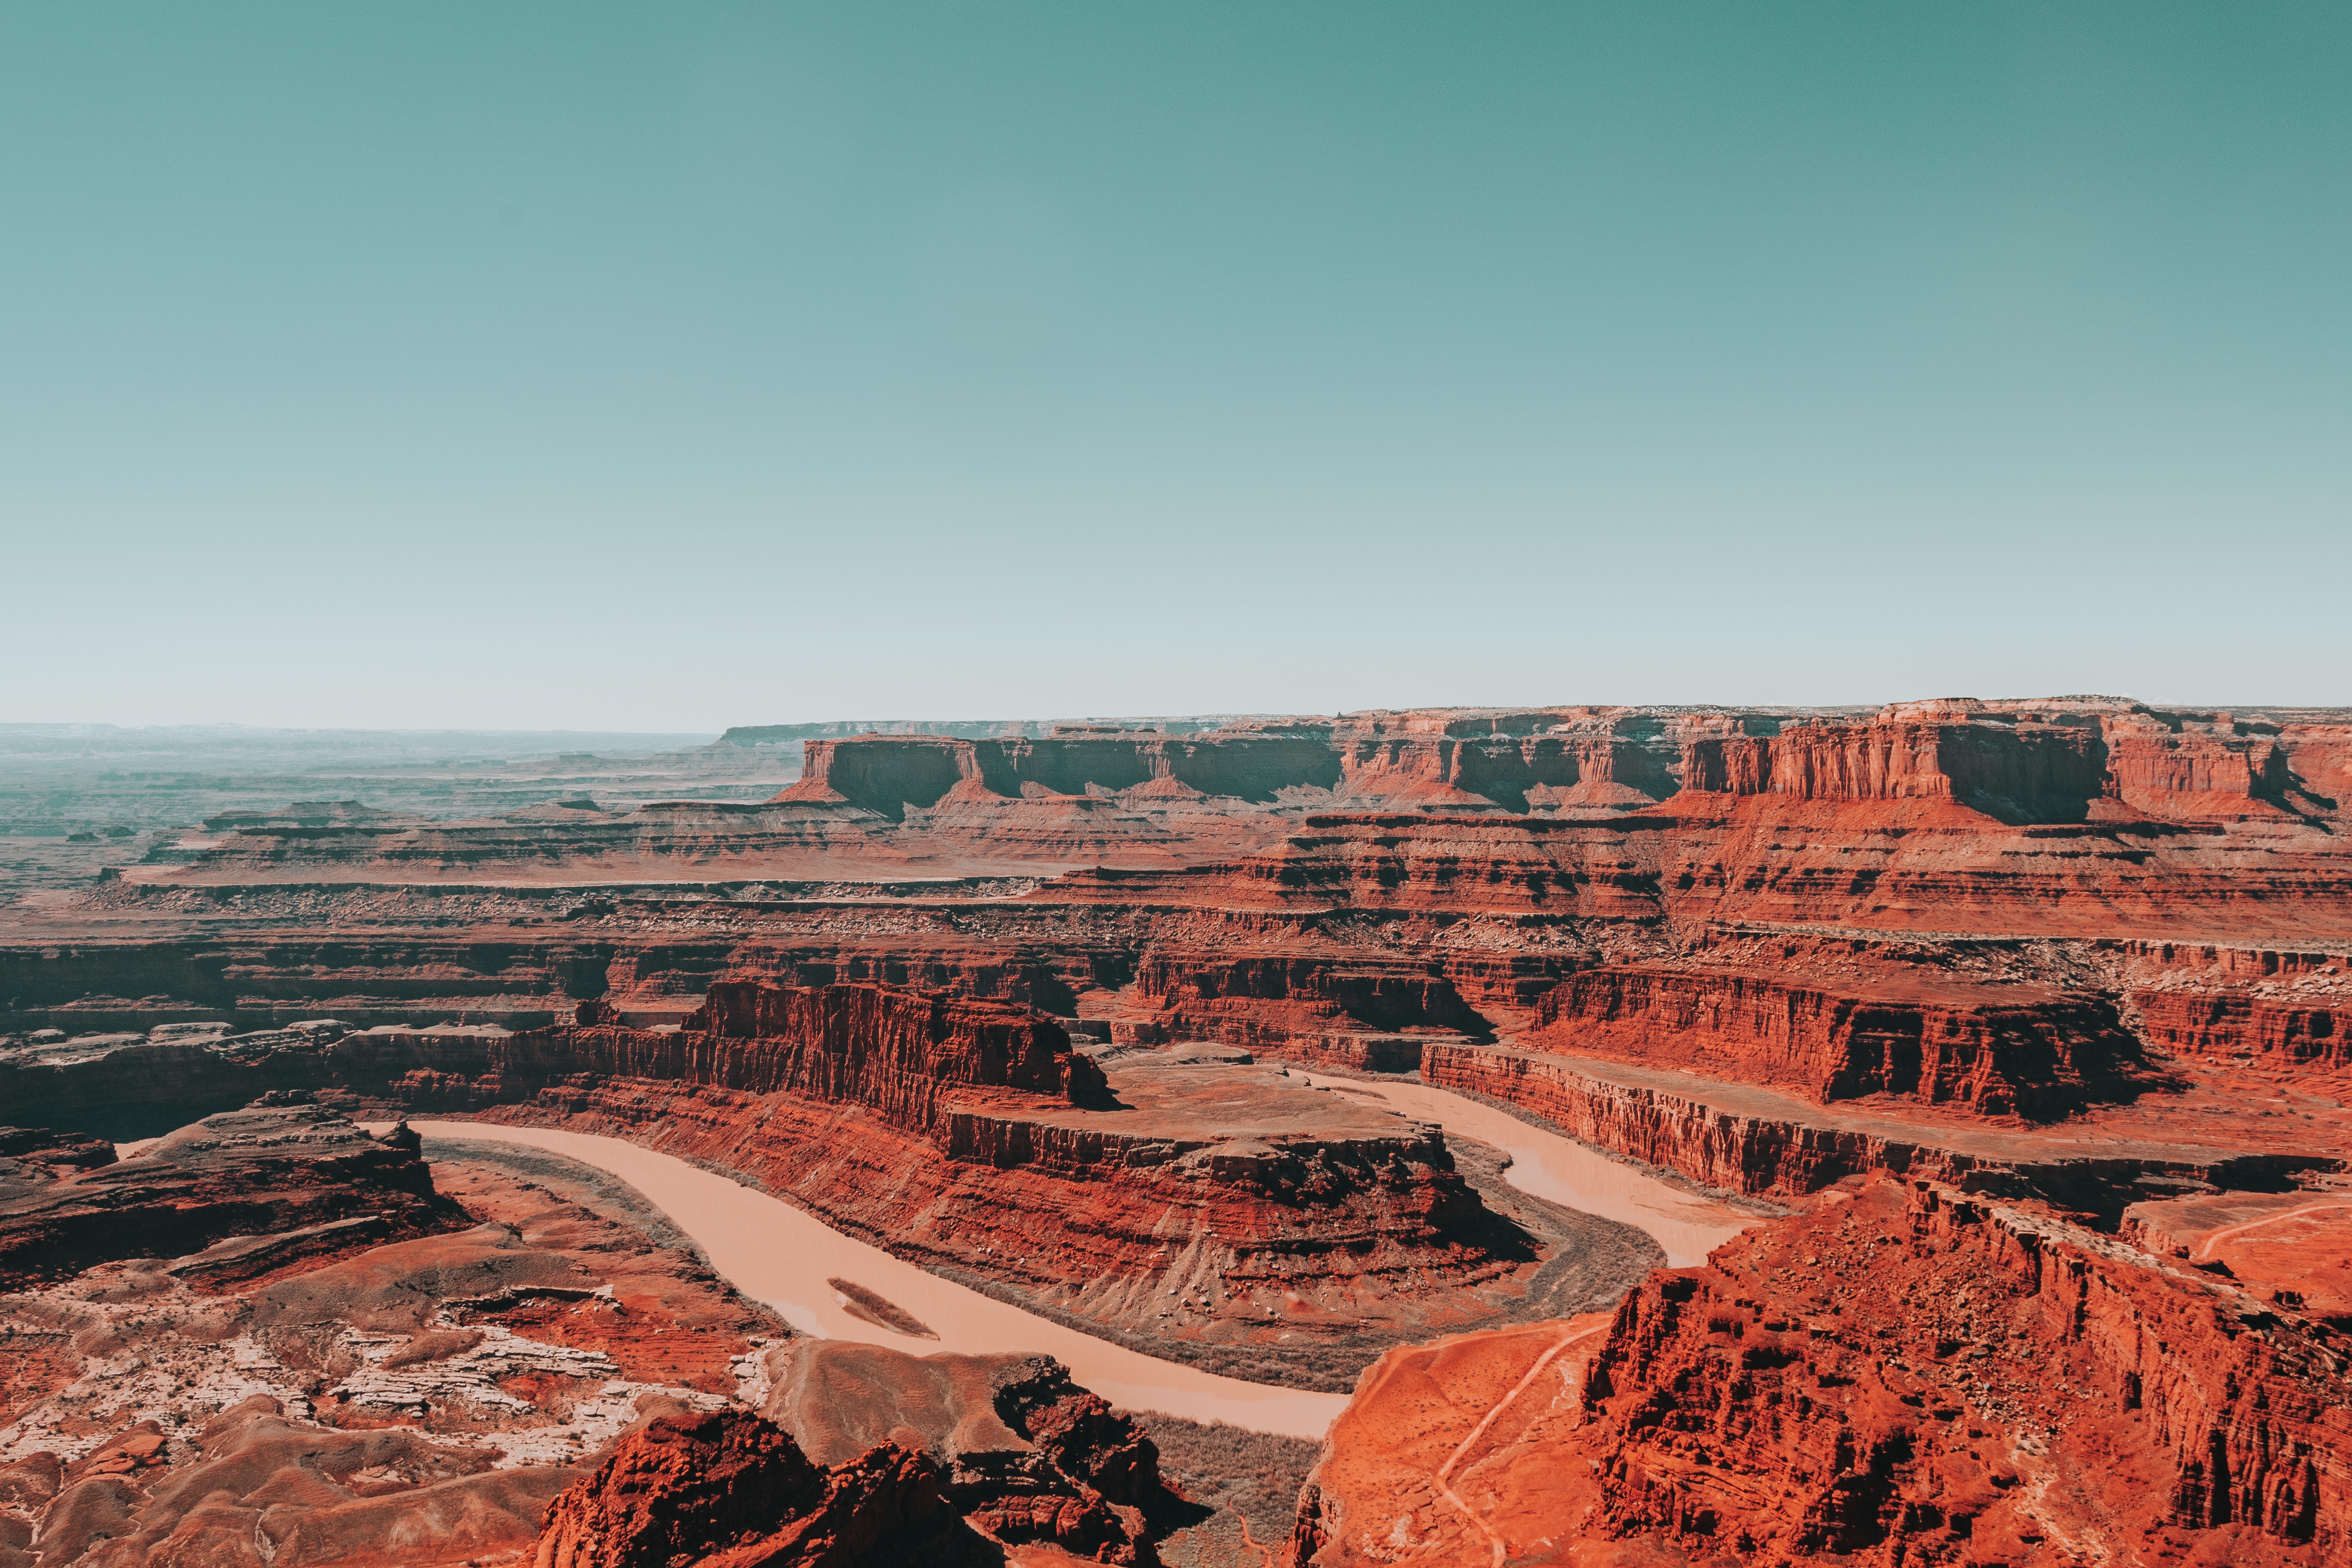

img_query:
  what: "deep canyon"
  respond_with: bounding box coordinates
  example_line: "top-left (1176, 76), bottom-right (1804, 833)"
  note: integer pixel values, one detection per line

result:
top-left (2, 697), bottom-right (2349, 1567)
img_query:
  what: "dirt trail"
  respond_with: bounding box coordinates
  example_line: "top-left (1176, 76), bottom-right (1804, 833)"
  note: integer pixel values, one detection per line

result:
top-left (2196, 1200), bottom-right (2352, 1259)
top-left (1434, 1323), bottom-right (1608, 1566)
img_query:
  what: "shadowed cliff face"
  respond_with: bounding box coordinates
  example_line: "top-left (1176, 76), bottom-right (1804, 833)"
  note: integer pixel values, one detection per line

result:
top-left (533, 1409), bottom-right (982, 1568)
top-left (758, 1342), bottom-right (1168, 1562)
top-left (775, 704), bottom-right (2346, 831)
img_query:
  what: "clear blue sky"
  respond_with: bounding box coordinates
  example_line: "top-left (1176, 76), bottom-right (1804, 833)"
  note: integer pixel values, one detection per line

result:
top-left (4, 4), bottom-right (2346, 728)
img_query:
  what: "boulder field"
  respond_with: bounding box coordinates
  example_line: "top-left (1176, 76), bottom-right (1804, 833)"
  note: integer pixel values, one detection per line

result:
top-left (2, 695), bottom-right (2350, 1565)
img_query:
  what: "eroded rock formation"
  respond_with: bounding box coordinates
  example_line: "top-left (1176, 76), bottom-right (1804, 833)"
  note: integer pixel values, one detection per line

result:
top-left (761, 1342), bottom-right (1165, 1563)
top-left (533, 1410), bottom-right (968, 1568)
top-left (5, 694), bottom-right (2352, 1567)
top-left (1292, 1177), bottom-right (2352, 1566)
top-left (0, 1105), bottom-right (453, 1289)
top-left (379, 985), bottom-right (1640, 1382)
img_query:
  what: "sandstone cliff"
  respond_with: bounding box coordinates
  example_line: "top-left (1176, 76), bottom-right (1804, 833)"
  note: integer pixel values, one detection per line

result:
top-left (1292, 1178), bottom-right (2352, 1567)
top-left (1525, 963), bottom-right (2156, 1119)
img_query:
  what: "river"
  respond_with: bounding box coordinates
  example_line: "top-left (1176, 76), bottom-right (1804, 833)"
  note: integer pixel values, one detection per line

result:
top-left (397, 1077), bottom-right (1753, 1440)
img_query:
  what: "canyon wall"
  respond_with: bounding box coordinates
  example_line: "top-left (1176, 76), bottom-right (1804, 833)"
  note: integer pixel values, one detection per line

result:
top-left (777, 729), bottom-right (1344, 819)
top-left (1417, 1041), bottom-right (2320, 1210)
top-left (1293, 1178), bottom-right (2352, 1567)
top-left (770, 703), bottom-right (2352, 831)
top-left (1526, 965), bottom-right (2154, 1119)
top-left (0, 982), bottom-right (1590, 1375)
top-left (118, 700), bottom-right (2352, 904)
top-left (1575, 1182), bottom-right (2351, 1564)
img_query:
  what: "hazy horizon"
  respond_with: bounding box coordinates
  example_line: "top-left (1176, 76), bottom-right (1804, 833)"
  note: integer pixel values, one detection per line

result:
top-left (12, 688), bottom-right (2352, 740)
top-left (6, 3), bottom-right (2346, 728)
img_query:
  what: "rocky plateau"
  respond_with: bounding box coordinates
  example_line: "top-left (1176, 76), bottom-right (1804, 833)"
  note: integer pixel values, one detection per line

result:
top-left (2, 696), bottom-right (2349, 1566)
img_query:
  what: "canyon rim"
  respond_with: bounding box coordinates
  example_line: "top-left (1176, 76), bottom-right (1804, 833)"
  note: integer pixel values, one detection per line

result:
top-left (1, 696), bottom-right (2348, 1566)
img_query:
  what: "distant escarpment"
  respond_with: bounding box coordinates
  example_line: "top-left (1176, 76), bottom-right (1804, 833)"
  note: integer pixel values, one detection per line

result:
top-left (120, 699), bottom-right (2352, 892)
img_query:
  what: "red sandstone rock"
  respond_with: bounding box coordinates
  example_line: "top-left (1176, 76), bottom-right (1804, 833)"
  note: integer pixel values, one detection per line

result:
top-left (2123, 1186), bottom-right (2352, 1326)
top-left (99, 701), bottom-right (2349, 895)
top-left (0, 1103), bottom-right (455, 1289)
top-left (1524, 963), bottom-right (2156, 1120)
top-left (1109, 949), bottom-right (1503, 1072)
top-left (447, 1036), bottom-right (1583, 1373)
top-left (1295, 1179), bottom-right (2352, 1566)
top-left (762, 1342), bottom-right (1161, 1562)
top-left (684, 980), bottom-right (1111, 1111)
top-left (0, 1140), bottom-right (777, 1568)
top-left (533, 1409), bottom-right (965, 1568)
top-left (8, 702), bottom-right (2352, 1567)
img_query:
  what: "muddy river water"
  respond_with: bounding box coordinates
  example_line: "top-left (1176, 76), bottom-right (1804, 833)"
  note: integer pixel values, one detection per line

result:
top-left (401, 1078), bottom-right (1752, 1440)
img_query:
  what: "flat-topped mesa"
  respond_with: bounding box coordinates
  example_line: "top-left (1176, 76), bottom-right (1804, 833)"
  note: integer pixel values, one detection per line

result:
top-left (774, 729), bottom-right (1344, 820)
top-left (1683, 715), bottom-right (2109, 821)
top-left (1525, 964), bottom-right (2156, 1120)
top-left (118, 699), bottom-right (2352, 889)
top-left (1328, 709), bottom-right (1780, 814)
top-left (773, 701), bottom-right (2352, 825)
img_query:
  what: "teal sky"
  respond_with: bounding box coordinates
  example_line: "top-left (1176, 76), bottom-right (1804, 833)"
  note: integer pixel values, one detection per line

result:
top-left (4, 4), bottom-right (2346, 729)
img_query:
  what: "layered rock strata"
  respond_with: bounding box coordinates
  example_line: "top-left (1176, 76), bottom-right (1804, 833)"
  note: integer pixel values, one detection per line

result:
top-left (1100, 948), bottom-right (1511, 1073)
top-left (1523, 964), bottom-right (2157, 1119)
top-left (1420, 1042), bottom-right (2332, 1215)
top-left (0, 1104), bottom-right (454, 1288)
top-left (1291, 1177), bottom-right (2352, 1566)
top-left (374, 989), bottom-right (1615, 1377)
top-left (117, 701), bottom-right (2352, 889)
top-left (9, 696), bottom-right (2352, 1567)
